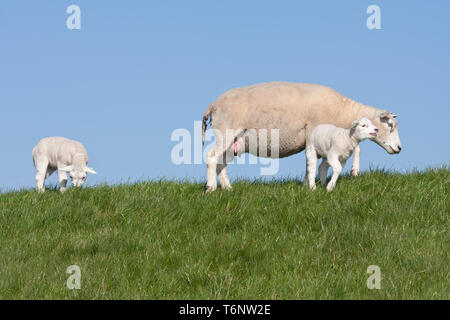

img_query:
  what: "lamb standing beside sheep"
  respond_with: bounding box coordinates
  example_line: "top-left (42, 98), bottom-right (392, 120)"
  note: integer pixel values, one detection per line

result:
top-left (202, 82), bottom-right (402, 192)
top-left (32, 137), bottom-right (97, 192)
top-left (305, 118), bottom-right (378, 192)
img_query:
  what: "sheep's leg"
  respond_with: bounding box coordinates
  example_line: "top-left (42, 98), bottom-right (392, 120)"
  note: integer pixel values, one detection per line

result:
top-left (217, 166), bottom-right (231, 189)
top-left (34, 157), bottom-right (49, 193)
top-left (58, 169), bottom-right (68, 193)
top-left (217, 137), bottom-right (245, 190)
top-left (205, 147), bottom-right (218, 193)
top-left (305, 145), bottom-right (318, 190)
top-left (351, 145), bottom-right (361, 177)
top-left (206, 130), bottom-right (243, 192)
top-left (206, 146), bottom-right (234, 192)
top-left (326, 157), bottom-right (343, 192)
top-left (318, 159), bottom-right (329, 185)
top-left (216, 133), bottom-right (243, 191)
top-left (217, 145), bottom-right (235, 190)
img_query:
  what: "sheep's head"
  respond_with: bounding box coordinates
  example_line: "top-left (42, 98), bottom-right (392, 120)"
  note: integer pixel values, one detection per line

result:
top-left (59, 165), bottom-right (97, 188)
top-left (351, 118), bottom-right (379, 142)
top-left (370, 110), bottom-right (402, 154)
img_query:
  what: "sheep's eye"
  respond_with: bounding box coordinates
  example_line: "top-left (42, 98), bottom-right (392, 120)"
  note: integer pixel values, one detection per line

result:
top-left (362, 124), bottom-right (367, 127)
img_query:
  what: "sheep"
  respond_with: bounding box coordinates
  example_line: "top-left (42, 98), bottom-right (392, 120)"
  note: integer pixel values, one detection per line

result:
top-left (32, 137), bottom-right (97, 192)
top-left (202, 82), bottom-right (401, 192)
top-left (305, 118), bottom-right (378, 192)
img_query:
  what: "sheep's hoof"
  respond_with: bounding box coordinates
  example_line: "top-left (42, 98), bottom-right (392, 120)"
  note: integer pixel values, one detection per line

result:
top-left (351, 169), bottom-right (360, 177)
top-left (204, 185), bottom-right (217, 193)
top-left (222, 185), bottom-right (232, 191)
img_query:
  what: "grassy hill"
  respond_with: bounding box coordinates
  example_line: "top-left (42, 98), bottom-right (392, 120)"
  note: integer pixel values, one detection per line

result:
top-left (0, 167), bottom-right (448, 299)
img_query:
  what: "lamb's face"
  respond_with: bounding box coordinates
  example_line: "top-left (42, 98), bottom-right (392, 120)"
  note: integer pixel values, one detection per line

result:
top-left (69, 168), bottom-right (87, 188)
top-left (352, 118), bottom-right (378, 141)
top-left (60, 165), bottom-right (97, 188)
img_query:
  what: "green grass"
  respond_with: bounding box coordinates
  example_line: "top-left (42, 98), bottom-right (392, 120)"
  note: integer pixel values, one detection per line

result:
top-left (0, 167), bottom-right (448, 299)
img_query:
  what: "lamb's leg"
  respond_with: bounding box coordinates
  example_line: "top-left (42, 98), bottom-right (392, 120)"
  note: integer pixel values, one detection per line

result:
top-left (58, 169), bottom-right (68, 193)
top-left (326, 157), bottom-right (344, 192)
top-left (318, 159), bottom-right (329, 185)
top-left (351, 145), bottom-right (361, 177)
top-left (34, 157), bottom-right (49, 193)
top-left (305, 145), bottom-right (318, 190)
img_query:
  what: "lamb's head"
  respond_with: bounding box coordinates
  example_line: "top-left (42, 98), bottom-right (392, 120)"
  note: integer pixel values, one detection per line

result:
top-left (351, 117), bottom-right (379, 142)
top-left (371, 110), bottom-right (402, 154)
top-left (60, 165), bottom-right (97, 188)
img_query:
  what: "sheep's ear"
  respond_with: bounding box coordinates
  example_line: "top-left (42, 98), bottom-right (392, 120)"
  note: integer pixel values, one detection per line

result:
top-left (85, 167), bottom-right (97, 175)
top-left (377, 110), bottom-right (391, 119)
top-left (59, 165), bottom-right (73, 172)
top-left (351, 120), bottom-right (359, 128)
top-left (392, 114), bottom-right (398, 118)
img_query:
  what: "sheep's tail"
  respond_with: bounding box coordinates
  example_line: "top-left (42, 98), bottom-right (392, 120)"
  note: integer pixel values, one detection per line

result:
top-left (202, 102), bottom-right (216, 145)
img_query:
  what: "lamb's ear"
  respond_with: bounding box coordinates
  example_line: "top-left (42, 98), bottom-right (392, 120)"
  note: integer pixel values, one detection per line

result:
top-left (351, 120), bottom-right (359, 128)
top-left (377, 110), bottom-right (391, 119)
top-left (85, 167), bottom-right (97, 175)
top-left (59, 165), bottom-right (73, 172)
top-left (392, 114), bottom-right (398, 118)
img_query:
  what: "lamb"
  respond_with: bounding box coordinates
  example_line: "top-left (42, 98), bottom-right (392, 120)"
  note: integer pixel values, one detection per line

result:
top-left (32, 137), bottom-right (97, 192)
top-left (305, 118), bottom-right (378, 192)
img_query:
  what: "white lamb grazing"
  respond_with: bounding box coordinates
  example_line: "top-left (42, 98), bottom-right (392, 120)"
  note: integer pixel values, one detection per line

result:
top-left (32, 137), bottom-right (97, 192)
top-left (305, 118), bottom-right (378, 192)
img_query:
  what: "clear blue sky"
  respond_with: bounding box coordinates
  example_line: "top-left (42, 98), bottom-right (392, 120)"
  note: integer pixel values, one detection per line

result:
top-left (1, 1), bottom-right (449, 191)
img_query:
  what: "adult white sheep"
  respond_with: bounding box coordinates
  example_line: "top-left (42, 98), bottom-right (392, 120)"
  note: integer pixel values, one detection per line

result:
top-left (306, 118), bottom-right (378, 192)
top-left (202, 82), bottom-right (402, 192)
top-left (32, 137), bottom-right (97, 192)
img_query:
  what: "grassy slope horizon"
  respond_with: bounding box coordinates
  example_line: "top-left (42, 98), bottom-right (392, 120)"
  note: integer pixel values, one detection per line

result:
top-left (0, 167), bottom-right (448, 299)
